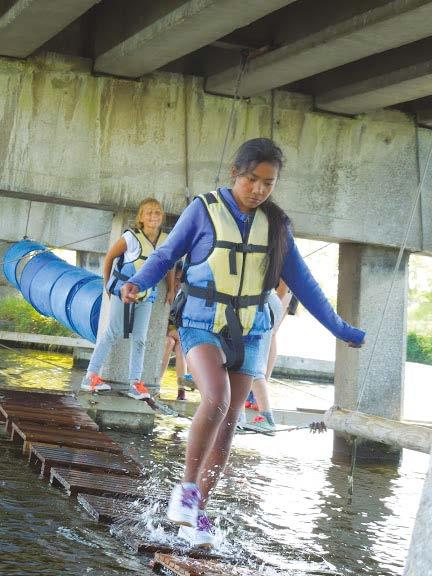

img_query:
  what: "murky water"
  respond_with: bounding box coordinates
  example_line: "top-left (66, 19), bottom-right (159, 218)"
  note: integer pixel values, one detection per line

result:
top-left (0, 347), bottom-right (429, 575)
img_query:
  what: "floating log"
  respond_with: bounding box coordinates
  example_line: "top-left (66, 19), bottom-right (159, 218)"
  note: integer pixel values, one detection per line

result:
top-left (324, 406), bottom-right (432, 454)
top-left (404, 448), bottom-right (432, 574)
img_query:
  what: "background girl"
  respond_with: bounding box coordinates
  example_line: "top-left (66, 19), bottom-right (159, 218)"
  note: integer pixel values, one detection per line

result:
top-left (81, 198), bottom-right (175, 399)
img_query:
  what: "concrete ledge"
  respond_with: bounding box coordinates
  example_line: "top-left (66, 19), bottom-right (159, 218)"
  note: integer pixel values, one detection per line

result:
top-left (273, 355), bottom-right (334, 383)
top-left (77, 391), bottom-right (155, 432)
top-left (0, 330), bottom-right (94, 349)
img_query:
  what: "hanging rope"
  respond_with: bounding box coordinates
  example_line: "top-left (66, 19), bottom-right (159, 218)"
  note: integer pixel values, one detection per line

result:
top-left (346, 132), bottom-right (432, 500)
top-left (214, 51), bottom-right (249, 189)
top-left (23, 201), bottom-right (32, 239)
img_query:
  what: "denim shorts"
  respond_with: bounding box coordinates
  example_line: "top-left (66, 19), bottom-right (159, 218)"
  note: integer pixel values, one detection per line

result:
top-left (178, 327), bottom-right (262, 377)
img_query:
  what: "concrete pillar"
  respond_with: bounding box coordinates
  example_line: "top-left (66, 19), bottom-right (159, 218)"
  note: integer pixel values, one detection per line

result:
top-left (334, 243), bottom-right (409, 464)
top-left (98, 212), bottom-right (170, 392)
top-left (140, 279), bottom-right (170, 393)
top-left (76, 251), bottom-right (104, 276)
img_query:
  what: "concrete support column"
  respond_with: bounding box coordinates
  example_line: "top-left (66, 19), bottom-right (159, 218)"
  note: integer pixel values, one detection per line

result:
top-left (334, 243), bottom-right (409, 464)
top-left (76, 251), bottom-right (104, 276)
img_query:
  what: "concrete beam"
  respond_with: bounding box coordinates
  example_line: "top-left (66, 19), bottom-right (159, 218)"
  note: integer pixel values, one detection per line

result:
top-left (206, 0), bottom-right (432, 96)
top-left (316, 60), bottom-right (432, 115)
top-left (0, 0), bottom-right (99, 58)
top-left (0, 196), bottom-right (112, 254)
top-left (94, 0), bottom-right (297, 78)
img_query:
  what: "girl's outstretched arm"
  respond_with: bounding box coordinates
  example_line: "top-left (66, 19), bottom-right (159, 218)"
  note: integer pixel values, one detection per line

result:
top-left (281, 232), bottom-right (365, 345)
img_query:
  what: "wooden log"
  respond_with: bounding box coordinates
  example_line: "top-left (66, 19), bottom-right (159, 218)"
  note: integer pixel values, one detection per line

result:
top-left (404, 449), bottom-right (432, 574)
top-left (324, 407), bottom-right (432, 454)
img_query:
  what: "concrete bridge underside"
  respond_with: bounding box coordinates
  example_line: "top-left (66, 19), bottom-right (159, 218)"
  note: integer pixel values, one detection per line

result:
top-left (1, 0), bottom-right (432, 461)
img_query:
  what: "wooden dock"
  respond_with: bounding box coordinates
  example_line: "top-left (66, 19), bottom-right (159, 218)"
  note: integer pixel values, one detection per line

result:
top-left (0, 388), bottom-right (275, 576)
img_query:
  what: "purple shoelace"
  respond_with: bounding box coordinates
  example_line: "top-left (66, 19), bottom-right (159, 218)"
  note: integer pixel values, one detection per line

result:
top-left (197, 513), bottom-right (213, 533)
top-left (180, 486), bottom-right (200, 509)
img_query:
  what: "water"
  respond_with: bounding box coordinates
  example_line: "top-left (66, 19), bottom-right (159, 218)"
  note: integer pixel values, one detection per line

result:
top-left (0, 347), bottom-right (429, 575)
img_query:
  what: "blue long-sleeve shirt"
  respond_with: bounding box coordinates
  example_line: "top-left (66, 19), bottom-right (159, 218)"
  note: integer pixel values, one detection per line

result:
top-left (129, 187), bottom-right (365, 344)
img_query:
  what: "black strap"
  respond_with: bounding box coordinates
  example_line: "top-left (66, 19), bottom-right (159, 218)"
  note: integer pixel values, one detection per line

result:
top-left (113, 269), bottom-right (130, 282)
top-left (214, 240), bottom-right (268, 275)
top-left (123, 303), bottom-right (136, 339)
top-left (183, 283), bottom-right (269, 311)
top-left (219, 304), bottom-right (245, 371)
top-left (204, 192), bottom-right (218, 204)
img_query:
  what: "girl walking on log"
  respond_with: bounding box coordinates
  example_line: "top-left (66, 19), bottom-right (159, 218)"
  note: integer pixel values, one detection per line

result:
top-left (82, 198), bottom-right (175, 399)
top-left (121, 138), bottom-right (365, 547)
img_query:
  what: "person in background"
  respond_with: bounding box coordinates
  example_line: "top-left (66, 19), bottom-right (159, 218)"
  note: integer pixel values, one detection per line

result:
top-left (120, 138), bottom-right (365, 548)
top-left (240, 280), bottom-right (292, 434)
top-left (81, 198), bottom-right (175, 399)
top-left (159, 261), bottom-right (194, 401)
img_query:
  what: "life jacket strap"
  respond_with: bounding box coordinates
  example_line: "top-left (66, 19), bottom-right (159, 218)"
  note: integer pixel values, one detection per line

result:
top-left (183, 283), bottom-right (269, 311)
top-left (214, 240), bottom-right (268, 275)
top-left (219, 304), bottom-right (245, 371)
top-left (123, 302), bottom-right (136, 339)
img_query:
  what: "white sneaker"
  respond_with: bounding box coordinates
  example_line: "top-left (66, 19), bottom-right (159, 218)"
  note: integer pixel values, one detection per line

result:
top-left (167, 483), bottom-right (200, 527)
top-left (127, 381), bottom-right (150, 400)
top-left (81, 373), bottom-right (111, 392)
top-left (178, 512), bottom-right (215, 549)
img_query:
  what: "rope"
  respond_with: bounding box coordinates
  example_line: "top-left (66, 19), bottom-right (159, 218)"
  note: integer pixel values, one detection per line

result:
top-left (23, 201), bottom-right (32, 239)
top-left (214, 51), bottom-right (249, 189)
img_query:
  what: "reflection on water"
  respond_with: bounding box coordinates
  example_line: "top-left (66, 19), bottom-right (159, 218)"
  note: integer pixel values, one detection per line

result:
top-left (0, 348), bottom-right (429, 575)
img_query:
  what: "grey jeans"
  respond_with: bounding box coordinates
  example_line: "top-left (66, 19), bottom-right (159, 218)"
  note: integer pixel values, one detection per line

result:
top-left (87, 295), bottom-right (153, 382)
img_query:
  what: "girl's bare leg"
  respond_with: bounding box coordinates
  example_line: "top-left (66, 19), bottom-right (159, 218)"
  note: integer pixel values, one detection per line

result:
top-left (160, 335), bottom-right (175, 380)
top-left (182, 344), bottom-right (231, 484)
top-left (197, 372), bottom-right (252, 507)
top-left (174, 340), bottom-right (187, 378)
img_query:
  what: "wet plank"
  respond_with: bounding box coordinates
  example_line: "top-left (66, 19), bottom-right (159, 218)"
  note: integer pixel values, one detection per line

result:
top-left (0, 405), bottom-right (98, 433)
top-left (0, 390), bottom-right (79, 407)
top-left (77, 494), bottom-right (145, 524)
top-left (29, 444), bottom-right (140, 478)
top-left (152, 553), bottom-right (265, 576)
top-left (113, 527), bottom-right (224, 561)
top-left (49, 467), bottom-right (147, 498)
top-left (11, 422), bottom-right (122, 455)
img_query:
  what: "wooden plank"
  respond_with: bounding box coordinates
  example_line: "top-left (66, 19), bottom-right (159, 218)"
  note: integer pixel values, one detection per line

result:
top-left (324, 406), bottom-right (432, 453)
top-left (114, 527), bottom-right (224, 561)
top-left (11, 422), bottom-right (122, 455)
top-left (29, 444), bottom-right (140, 478)
top-left (77, 494), bottom-right (146, 524)
top-left (1, 407), bottom-right (99, 433)
top-left (0, 390), bottom-right (79, 406)
top-left (49, 467), bottom-right (147, 498)
top-left (152, 553), bottom-right (264, 575)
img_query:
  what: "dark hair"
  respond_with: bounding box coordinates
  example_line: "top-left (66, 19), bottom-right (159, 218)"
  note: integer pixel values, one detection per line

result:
top-left (233, 138), bottom-right (290, 290)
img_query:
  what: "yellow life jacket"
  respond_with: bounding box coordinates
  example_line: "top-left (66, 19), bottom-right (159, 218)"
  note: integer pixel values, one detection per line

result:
top-left (182, 191), bottom-right (271, 340)
top-left (107, 228), bottom-right (168, 301)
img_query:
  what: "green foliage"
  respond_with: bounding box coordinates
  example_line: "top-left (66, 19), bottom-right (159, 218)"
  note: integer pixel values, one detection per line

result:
top-left (0, 296), bottom-right (73, 337)
top-left (407, 332), bottom-right (432, 366)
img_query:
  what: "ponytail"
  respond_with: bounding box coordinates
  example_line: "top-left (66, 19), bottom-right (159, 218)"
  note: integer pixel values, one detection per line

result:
top-left (260, 199), bottom-right (291, 290)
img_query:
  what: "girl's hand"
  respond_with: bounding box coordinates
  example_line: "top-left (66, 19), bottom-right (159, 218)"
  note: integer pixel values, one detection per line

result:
top-left (121, 283), bottom-right (140, 304)
top-left (166, 288), bottom-right (176, 306)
